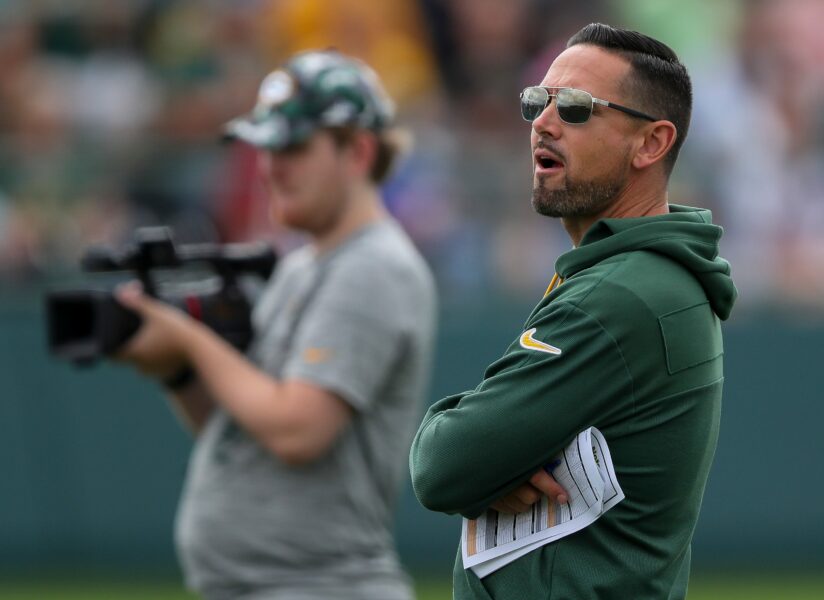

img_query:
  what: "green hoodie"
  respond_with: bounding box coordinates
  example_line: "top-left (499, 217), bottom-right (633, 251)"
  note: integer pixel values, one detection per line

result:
top-left (411, 205), bottom-right (737, 600)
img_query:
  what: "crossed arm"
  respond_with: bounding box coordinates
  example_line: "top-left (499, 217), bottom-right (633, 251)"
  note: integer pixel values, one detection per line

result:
top-left (411, 301), bottom-right (632, 518)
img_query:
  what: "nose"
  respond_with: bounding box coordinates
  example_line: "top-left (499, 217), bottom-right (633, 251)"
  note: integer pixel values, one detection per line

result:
top-left (532, 98), bottom-right (562, 140)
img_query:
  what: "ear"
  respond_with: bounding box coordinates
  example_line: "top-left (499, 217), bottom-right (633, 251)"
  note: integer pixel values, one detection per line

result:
top-left (346, 130), bottom-right (378, 178)
top-left (631, 121), bottom-right (678, 171)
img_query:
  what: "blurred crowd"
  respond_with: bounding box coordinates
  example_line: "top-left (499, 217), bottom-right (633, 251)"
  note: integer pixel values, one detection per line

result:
top-left (1, 0), bottom-right (823, 314)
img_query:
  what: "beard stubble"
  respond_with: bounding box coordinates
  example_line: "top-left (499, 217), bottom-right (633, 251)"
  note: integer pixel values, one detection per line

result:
top-left (531, 159), bottom-right (629, 219)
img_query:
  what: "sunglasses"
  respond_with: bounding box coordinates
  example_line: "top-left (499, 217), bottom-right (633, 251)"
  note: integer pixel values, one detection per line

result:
top-left (520, 86), bottom-right (659, 125)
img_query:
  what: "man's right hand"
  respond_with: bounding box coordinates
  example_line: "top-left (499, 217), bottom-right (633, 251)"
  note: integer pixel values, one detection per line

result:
top-left (490, 468), bottom-right (568, 514)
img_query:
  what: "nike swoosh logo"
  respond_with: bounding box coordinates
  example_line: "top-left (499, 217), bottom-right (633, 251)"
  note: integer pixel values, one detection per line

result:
top-left (519, 328), bottom-right (562, 355)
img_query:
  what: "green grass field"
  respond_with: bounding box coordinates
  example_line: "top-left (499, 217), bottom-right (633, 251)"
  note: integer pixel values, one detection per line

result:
top-left (0, 573), bottom-right (823, 599)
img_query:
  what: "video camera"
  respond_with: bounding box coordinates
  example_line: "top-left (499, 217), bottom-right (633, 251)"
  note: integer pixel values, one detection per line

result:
top-left (46, 227), bottom-right (277, 365)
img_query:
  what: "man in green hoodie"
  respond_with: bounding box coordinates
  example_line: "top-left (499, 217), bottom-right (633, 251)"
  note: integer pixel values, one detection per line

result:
top-left (410, 23), bottom-right (737, 600)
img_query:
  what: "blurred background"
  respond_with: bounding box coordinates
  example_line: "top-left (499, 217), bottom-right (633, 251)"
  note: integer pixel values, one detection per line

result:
top-left (2, 0), bottom-right (823, 598)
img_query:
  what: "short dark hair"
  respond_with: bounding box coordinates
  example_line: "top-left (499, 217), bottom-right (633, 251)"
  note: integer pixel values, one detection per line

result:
top-left (567, 23), bottom-right (692, 176)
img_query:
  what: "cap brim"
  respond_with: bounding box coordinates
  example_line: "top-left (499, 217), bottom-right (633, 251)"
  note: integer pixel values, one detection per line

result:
top-left (221, 113), bottom-right (298, 150)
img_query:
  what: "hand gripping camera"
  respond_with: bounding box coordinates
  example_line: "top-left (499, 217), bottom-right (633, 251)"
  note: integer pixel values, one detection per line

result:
top-left (46, 227), bottom-right (276, 365)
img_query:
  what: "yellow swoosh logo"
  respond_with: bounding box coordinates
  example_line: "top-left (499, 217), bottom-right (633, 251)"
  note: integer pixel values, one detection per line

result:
top-left (519, 328), bottom-right (562, 355)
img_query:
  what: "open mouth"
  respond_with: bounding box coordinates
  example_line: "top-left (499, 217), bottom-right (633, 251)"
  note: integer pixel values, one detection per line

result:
top-left (537, 156), bottom-right (562, 169)
top-left (535, 152), bottom-right (564, 172)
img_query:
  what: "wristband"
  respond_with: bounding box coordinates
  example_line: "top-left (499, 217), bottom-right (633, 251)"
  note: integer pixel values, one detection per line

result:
top-left (163, 365), bottom-right (197, 391)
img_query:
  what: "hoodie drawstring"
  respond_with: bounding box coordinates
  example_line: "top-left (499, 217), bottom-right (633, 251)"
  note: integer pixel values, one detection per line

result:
top-left (544, 273), bottom-right (564, 297)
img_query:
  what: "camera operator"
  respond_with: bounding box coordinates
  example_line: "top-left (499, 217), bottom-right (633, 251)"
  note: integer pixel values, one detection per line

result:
top-left (115, 50), bottom-right (437, 600)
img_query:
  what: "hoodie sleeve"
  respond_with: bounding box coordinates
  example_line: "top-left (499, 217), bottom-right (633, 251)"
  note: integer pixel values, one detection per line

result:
top-left (410, 300), bottom-right (634, 519)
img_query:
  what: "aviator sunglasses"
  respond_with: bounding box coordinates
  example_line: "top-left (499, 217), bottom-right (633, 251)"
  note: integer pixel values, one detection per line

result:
top-left (520, 86), bottom-right (659, 125)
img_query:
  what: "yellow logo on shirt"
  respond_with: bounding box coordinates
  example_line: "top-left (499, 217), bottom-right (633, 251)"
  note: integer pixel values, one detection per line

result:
top-left (303, 347), bottom-right (332, 364)
top-left (519, 328), bottom-right (562, 355)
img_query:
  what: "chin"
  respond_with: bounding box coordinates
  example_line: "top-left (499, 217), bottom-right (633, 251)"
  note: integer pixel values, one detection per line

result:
top-left (269, 206), bottom-right (298, 229)
top-left (279, 213), bottom-right (311, 231)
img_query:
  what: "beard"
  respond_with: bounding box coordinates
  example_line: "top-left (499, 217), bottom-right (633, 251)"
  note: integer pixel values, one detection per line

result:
top-left (531, 165), bottom-right (628, 219)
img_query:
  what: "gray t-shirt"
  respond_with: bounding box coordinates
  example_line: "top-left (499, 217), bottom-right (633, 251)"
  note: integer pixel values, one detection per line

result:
top-left (175, 219), bottom-right (437, 600)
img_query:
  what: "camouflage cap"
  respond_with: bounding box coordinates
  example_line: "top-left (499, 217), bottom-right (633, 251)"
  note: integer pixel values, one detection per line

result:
top-left (223, 50), bottom-right (396, 150)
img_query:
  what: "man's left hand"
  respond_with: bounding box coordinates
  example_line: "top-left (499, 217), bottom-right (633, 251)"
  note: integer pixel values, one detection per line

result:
top-left (490, 468), bottom-right (568, 513)
top-left (113, 282), bottom-right (195, 380)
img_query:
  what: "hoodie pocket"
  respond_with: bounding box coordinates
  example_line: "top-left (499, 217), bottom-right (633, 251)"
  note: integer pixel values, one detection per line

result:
top-left (658, 302), bottom-right (723, 374)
